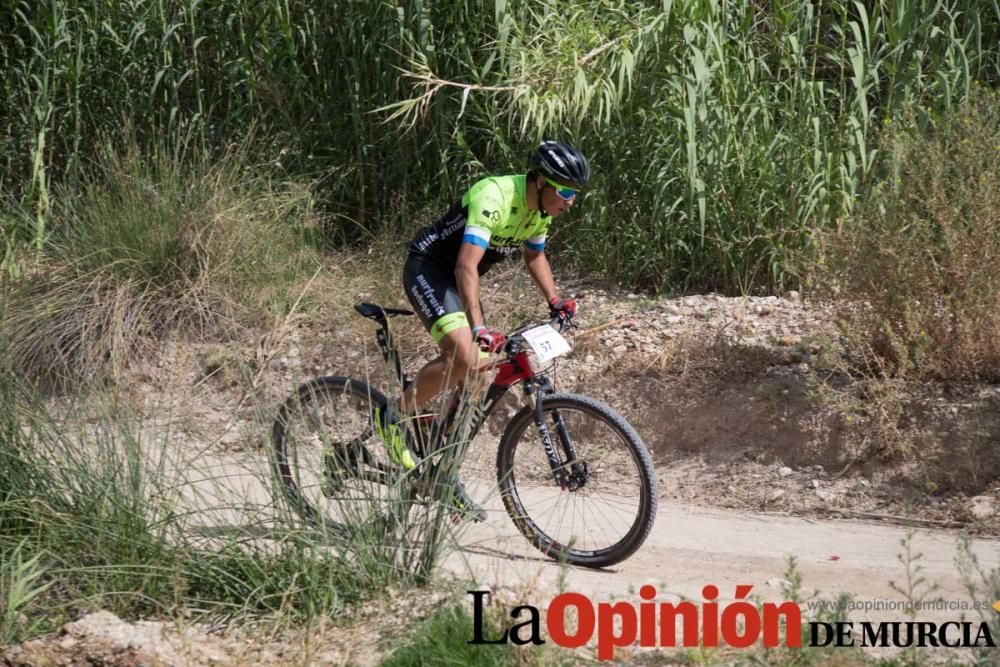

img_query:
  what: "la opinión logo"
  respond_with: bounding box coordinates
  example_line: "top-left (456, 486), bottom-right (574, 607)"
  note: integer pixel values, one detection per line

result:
top-left (468, 587), bottom-right (998, 660)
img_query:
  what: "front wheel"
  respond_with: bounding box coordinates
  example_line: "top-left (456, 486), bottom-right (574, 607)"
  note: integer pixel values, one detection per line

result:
top-left (496, 393), bottom-right (657, 568)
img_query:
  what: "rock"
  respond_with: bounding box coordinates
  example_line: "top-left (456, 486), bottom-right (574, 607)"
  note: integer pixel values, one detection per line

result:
top-left (785, 290), bottom-right (802, 303)
top-left (811, 479), bottom-right (821, 488)
top-left (778, 466), bottom-right (793, 477)
top-left (5, 610), bottom-right (239, 667)
top-left (815, 489), bottom-right (836, 501)
top-left (664, 305), bottom-right (682, 315)
top-left (969, 496), bottom-right (996, 519)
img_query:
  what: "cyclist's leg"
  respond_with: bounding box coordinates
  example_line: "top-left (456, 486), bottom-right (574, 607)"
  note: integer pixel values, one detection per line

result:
top-left (400, 254), bottom-right (480, 414)
top-left (398, 255), bottom-right (486, 521)
top-left (401, 328), bottom-right (478, 413)
top-left (376, 256), bottom-right (470, 469)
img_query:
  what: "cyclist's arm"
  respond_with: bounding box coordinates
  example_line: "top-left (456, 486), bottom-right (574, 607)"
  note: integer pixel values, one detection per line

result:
top-left (523, 248), bottom-right (558, 303)
top-left (458, 179), bottom-right (506, 329)
top-left (456, 242), bottom-right (486, 329)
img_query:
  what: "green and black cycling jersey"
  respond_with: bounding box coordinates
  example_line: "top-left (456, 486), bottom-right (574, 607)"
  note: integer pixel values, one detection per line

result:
top-left (409, 174), bottom-right (551, 272)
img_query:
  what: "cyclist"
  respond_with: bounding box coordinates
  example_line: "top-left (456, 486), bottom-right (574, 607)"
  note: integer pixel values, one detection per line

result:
top-left (379, 141), bottom-right (589, 520)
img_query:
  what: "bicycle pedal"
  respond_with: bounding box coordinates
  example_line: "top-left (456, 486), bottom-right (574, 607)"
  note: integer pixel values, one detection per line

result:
top-left (450, 506), bottom-right (487, 524)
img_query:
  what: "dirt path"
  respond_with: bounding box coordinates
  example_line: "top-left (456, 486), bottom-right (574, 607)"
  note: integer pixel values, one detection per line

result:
top-left (14, 276), bottom-right (1000, 664)
top-left (114, 275), bottom-right (1000, 663)
top-left (165, 445), bottom-right (1000, 628)
top-left (9, 395), bottom-right (983, 666)
top-left (449, 485), bottom-right (1000, 625)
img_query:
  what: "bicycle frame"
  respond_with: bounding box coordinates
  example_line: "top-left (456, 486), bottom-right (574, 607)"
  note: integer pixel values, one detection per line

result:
top-left (277, 303), bottom-right (657, 565)
top-left (362, 303), bottom-right (578, 487)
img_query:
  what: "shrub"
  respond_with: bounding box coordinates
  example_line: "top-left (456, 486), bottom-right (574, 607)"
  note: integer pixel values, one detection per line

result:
top-left (382, 602), bottom-right (518, 667)
top-left (823, 89), bottom-right (1000, 382)
top-left (0, 366), bottom-right (366, 642)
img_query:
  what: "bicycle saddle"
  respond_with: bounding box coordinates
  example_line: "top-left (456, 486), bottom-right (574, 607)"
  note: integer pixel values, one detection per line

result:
top-left (354, 302), bottom-right (415, 319)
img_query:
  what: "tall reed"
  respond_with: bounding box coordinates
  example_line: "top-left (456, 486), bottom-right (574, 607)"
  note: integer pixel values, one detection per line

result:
top-left (2, 0), bottom-right (999, 292)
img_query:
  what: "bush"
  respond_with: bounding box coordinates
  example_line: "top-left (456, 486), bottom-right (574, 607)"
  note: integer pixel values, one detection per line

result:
top-left (382, 602), bottom-right (518, 667)
top-left (823, 89), bottom-right (1000, 382)
top-left (4, 1), bottom-right (999, 295)
top-left (2, 134), bottom-right (321, 386)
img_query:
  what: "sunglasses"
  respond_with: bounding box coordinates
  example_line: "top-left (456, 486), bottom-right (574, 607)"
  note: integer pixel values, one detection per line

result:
top-left (544, 176), bottom-right (580, 201)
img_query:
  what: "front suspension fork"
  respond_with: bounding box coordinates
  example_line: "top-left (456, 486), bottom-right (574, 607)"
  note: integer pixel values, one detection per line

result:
top-left (525, 377), bottom-right (584, 489)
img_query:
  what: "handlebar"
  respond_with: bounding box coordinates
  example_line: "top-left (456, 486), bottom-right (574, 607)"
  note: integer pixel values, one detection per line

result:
top-left (502, 313), bottom-right (575, 355)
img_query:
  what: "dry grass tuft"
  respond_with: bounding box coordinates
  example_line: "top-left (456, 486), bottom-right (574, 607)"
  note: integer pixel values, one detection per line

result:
top-left (2, 135), bottom-right (323, 388)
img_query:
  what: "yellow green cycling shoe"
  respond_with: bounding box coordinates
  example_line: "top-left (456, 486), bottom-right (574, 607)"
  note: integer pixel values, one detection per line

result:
top-left (374, 406), bottom-right (419, 471)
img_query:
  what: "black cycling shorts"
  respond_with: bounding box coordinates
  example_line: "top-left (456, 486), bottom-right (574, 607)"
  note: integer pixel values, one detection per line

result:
top-left (402, 253), bottom-right (470, 342)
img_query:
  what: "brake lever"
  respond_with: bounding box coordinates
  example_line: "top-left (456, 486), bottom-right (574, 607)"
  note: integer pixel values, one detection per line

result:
top-left (549, 314), bottom-right (576, 333)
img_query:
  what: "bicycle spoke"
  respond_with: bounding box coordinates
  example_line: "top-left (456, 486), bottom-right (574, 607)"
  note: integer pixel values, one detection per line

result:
top-left (497, 394), bottom-right (657, 567)
top-left (273, 377), bottom-right (413, 531)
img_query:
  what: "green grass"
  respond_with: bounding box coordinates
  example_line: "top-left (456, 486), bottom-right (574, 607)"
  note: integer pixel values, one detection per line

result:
top-left (1, 539), bottom-right (52, 645)
top-left (380, 602), bottom-right (519, 667)
top-left (0, 361), bottom-right (465, 643)
top-left (2, 131), bottom-right (322, 387)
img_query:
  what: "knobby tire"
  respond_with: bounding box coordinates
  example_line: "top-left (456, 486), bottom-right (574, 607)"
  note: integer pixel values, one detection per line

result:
top-left (496, 393), bottom-right (657, 568)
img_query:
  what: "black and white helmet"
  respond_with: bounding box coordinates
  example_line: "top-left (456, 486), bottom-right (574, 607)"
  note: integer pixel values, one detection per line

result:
top-left (528, 141), bottom-right (590, 189)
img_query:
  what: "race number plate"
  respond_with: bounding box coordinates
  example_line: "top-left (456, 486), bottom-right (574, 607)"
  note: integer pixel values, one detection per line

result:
top-left (521, 325), bottom-right (572, 363)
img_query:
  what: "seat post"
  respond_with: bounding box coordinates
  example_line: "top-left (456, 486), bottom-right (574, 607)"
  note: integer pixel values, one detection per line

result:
top-left (353, 302), bottom-right (413, 391)
top-left (374, 317), bottom-right (408, 391)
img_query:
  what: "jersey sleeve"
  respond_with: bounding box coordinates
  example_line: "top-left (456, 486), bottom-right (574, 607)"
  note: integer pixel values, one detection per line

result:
top-left (462, 180), bottom-right (506, 249)
top-left (522, 215), bottom-right (551, 252)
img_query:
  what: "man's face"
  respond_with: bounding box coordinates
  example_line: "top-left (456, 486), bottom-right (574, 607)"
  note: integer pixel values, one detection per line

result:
top-left (538, 176), bottom-right (579, 218)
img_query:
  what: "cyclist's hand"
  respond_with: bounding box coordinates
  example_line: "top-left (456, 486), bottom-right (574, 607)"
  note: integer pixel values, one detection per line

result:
top-left (474, 326), bottom-right (507, 353)
top-left (549, 296), bottom-right (577, 321)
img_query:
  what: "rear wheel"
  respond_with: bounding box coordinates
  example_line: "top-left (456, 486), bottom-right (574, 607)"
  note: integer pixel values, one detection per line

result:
top-left (272, 376), bottom-right (408, 531)
top-left (496, 393), bottom-right (657, 568)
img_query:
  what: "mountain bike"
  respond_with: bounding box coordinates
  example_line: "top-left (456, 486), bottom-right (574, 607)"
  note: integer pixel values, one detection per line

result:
top-left (272, 302), bottom-right (657, 568)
